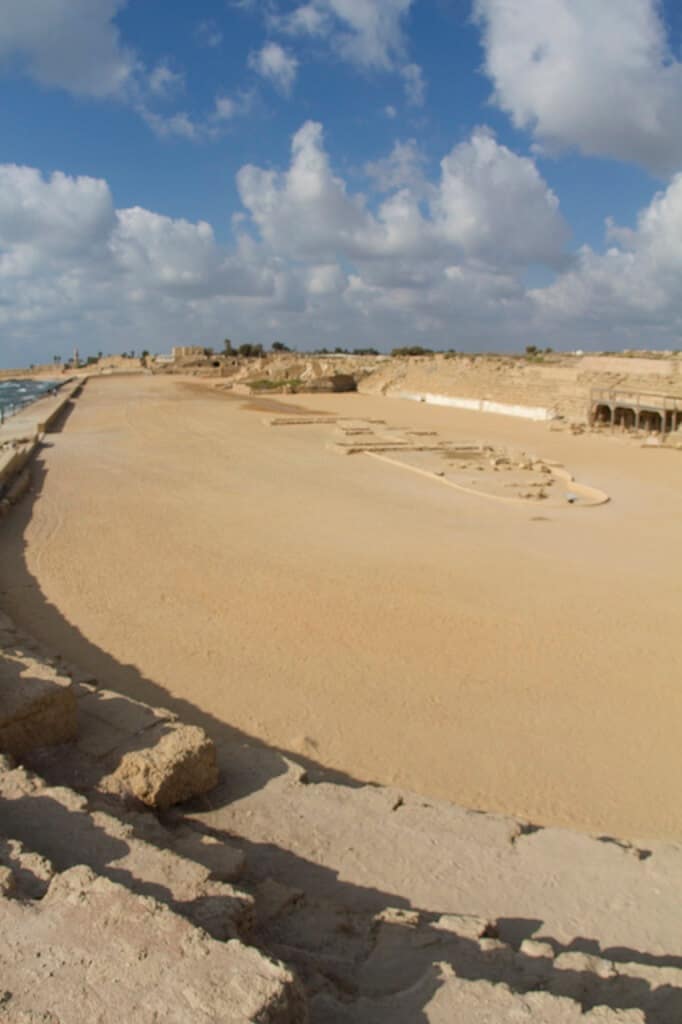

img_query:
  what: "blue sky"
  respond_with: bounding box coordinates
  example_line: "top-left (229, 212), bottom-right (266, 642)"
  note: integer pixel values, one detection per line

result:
top-left (2, 0), bottom-right (682, 366)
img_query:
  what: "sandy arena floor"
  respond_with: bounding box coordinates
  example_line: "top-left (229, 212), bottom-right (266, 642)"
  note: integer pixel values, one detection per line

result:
top-left (1, 374), bottom-right (681, 840)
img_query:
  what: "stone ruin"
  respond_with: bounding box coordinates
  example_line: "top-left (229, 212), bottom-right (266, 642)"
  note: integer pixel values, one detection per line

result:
top-left (2, 607), bottom-right (681, 1022)
top-left (0, 614), bottom-right (307, 1023)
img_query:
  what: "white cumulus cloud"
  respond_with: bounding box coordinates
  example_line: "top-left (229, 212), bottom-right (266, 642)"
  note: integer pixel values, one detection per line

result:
top-left (0, 1), bottom-right (238, 143)
top-left (532, 173), bottom-right (682, 335)
top-left (0, 130), bottom-right (570, 366)
top-left (0, 165), bottom-right (280, 365)
top-left (0, 0), bottom-right (135, 98)
top-left (401, 63), bottom-right (425, 107)
top-left (0, 166), bottom-right (115, 262)
top-left (212, 92), bottom-right (254, 123)
top-left (272, 0), bottom-right (413, 69)
top-left (7, 123), bottom-right (682, 365)
top-left (139, 109), bottom-right (199, 141)
top-left (148, 62), bottom-right (184, 98)
top-left (238, 121), bottom-right (569, 269)
top-left (433, 128), bottom-right (569, 268)
top-left (237, 121), bottom-right (370, 261)
top-left (365, 139), bottom-right (428, 194)
top-left (248, 41), bottom-right (299, 94)
top-left (474, 0), bottom-right (682, 175)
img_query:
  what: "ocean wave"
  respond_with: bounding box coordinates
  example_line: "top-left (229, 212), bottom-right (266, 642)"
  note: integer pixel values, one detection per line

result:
top-left (0, 379), bottom-right (59, 418)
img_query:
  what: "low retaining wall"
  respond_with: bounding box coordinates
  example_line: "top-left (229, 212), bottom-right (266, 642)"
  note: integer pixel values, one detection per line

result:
top-left (0, 378), bottom-right (84, 440)
top-left (36, 384), bottom-right (79, 432)
top-left (0, 378), bottom-right (86, 510)
top-left (0, 443), bottom-right (37, 490)
top-left (392, 390), bottom-right (556, 422)
top-left (365, 451), bottom-right (609, 508)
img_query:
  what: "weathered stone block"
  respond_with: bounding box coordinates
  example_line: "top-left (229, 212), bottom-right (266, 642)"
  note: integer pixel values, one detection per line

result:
top-left (0, 865), bottom-right (308, 1023)
top-left (0, 837), bottom-right (53, 899)
top-left (109, 723), bottom-right (218, 808)
top-left (0, 653), bottom-right (77, 757)
top-left (79, 688), bottom-right (175, 734)
top-left (4, 466), bottom-right (31, 504)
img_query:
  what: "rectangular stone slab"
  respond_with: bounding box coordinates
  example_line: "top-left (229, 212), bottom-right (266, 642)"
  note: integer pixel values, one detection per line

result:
top-left (0, 652), bottom-right (77, 756)
top-left (0, 865), bottom-right (307, 1023)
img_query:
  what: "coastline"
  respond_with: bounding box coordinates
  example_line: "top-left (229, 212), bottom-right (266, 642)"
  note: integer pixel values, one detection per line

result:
top-left (0, 376), bottom-right (82, 438)
top-left (0, 378), bottom-right (84, 507)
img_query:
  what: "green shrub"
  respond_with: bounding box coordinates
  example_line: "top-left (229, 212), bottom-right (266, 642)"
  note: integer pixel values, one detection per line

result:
top-left (391, 346), bottom-right (434, 357)
top-left (249, 378), bottom-right (303, 391)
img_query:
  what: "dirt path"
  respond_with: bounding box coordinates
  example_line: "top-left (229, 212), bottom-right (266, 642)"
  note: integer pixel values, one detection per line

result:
top-left (1, 374), bottom-right (681, 840)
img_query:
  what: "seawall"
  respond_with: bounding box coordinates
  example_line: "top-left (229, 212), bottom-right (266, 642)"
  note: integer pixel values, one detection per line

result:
top-left (0, 377), bottom-right (85, 511)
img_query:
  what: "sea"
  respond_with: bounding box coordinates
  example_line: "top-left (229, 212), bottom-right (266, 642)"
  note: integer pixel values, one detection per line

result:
top-left (0, 379), bottom-right (61, 420)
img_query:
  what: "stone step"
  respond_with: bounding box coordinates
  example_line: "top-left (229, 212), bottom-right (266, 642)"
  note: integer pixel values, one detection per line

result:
top-left (258, 895), bottom-right (675, 1023)
top-left (180, 765), bottom-right (682, 1022)
top-left (310, 971), bottom-right (645, 1023)
top-left (2, 619), bottom-right (680, 1023)
top-left (0, 831), bottom-right (53, 900)
top-left (185, 763), bottom-right (682, 953)
top-left (0, 862), bottom-right (307, 1024)
top-left (0, 648), bottom-right (77, 757)
top-left (0, 757), bottom-right (250, 940)
top-left (1, 617), bottom-right (220, 810)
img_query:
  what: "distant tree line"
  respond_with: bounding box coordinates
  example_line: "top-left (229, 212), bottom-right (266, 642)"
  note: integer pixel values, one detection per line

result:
top-left (308, 346), bottom-right (380, 355)
top-left (525, 345), bottom-right (554, 359)
top-left (212, 338), bottom-right (563, 361)
top-left (391, 345), bottom-right (435, 357)
top-left (223, 339), bottom-right (266, 358)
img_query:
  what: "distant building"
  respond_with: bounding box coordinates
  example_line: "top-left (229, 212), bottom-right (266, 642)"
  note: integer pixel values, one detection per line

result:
top-left (172, 346), bottom-right (205, 360)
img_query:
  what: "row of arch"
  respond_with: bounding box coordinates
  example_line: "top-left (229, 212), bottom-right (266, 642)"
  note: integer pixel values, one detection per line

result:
top-left (592, 402), bottom-right (681, 433)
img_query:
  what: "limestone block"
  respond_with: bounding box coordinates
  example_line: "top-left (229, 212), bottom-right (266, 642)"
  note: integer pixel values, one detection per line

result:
top-left (359, 910), bottom-right (521, 1002)
top-left (0, 762), bottom-right (45, 799)
top-left (435, 912), bottom-right (491, 941)
top-left (109, 723), bottom-right (218, 808)
top-left (0, 838), bottom-right (53, 900)
top-left (79, 687), bottom-right (176, 734)
top-left (311, 965), bottom-right (645, 1023)
top-left (0, 652), bottom-right (77, 757)
top-left (520, 939), bottom-right (556, 959)
top-left (0, 866), bottom-right (14, 897)
top-left (0, 761), bottom-right (251, 940)
top-left (76, 688), bottom-right (177, 760)
top-left (548, 951), bottom-right (618, 1003)
top-left (4, 467), bottom-right (30, 504)
top-left (0, 865), bottom-right (308, 1023)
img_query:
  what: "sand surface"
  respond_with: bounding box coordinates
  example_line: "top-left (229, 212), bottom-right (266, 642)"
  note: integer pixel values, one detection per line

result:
top-left (1, 374), bottom-right (681, 840)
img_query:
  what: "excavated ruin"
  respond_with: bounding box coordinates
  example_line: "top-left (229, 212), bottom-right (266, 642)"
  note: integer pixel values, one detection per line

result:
top-left (2, 361), bottom-right (681, 1022)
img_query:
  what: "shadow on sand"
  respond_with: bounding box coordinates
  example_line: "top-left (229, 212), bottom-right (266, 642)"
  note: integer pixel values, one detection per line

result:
top-left (0, 446), bottom-right (680, 1022)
